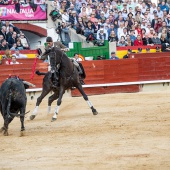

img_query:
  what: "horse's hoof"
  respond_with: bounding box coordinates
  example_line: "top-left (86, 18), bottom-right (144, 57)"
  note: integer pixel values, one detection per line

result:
top-left (3, 130), bottom-right (8, 136)
top-left (92, 108), bottom-right (98, 115)
top-left (30, 115), bottom-right (36, 120)
top-left (51, 117), bottom-right (57, 122)
top-left (20, 130), bottom-right (25, 137)
top-left (0, 127), bottom-right (5, 133)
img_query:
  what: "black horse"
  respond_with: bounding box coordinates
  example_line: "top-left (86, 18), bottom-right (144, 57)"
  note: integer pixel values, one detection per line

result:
top-left (30, 47), bottom-right (98, 121)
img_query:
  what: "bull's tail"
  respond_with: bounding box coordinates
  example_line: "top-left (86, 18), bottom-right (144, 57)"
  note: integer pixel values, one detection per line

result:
top-left (7, 89), bottom-right (29, 118)
top-left (36, 70), bottom-right (46, 76)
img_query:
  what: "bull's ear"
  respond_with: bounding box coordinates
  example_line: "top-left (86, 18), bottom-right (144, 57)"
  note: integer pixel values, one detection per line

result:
top-left (24, 84), bottom-right (29, 89)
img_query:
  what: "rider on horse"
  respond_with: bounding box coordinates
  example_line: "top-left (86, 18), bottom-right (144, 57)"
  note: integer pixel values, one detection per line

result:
top-left (38, 36), bottom-right (85, 87)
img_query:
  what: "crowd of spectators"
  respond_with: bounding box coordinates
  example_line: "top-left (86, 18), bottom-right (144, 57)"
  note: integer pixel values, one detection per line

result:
top-left (0, 21), bottom-right (29, 51)
top-left (49, 0), bottom-right (170, 51)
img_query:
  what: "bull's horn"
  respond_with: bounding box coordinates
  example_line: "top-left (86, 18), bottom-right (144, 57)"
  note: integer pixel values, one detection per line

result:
top-left (23, 81), bottom-right (36, 87)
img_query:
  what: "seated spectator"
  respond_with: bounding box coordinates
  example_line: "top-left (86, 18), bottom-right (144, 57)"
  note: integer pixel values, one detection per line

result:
top-left (129, 30), bottom-right (136, 45)
top-left (6, 55), bottom-right (20, 65)
top-left (151, 33), bottom-right (161, 45)
top-left (10, 43), bottom-right (17, 51)
top-left (126, 34), bottom-right (133, 46)
top-left (108, 30), bottom-right (118, 43)
top-left (147, 28), bottom-right (155, 38)
top-left (0, 39), bottom-right (9, 50)
top-left (134, 34), bottom-right (143, 46)
top-left (117, 36), bottom-right (128, 46)
top-left (142, 34), bottom-right (153, 45)
top-left (110, 51), bottom-right (119, 60)
top-left (12, 49), bottom-right (27, 58)
top-left (2, 49), bottom-right (11, 60)
top-left (96, 28), bottom-right (107, 41)
top-left (160, 33), bottom-right (168, 44)
top-left (19, 33), bottom-right (29, 49)
top-left (161, 43), bottom-right (170, 52)
top-left (16, 40), bottom-right (24, 50)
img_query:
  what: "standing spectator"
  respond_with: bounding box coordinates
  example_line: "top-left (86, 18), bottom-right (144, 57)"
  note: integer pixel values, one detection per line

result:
top-left (7, 31), bottom-right (17, 49)
top-left (134, 34), bottom-right (143, 46)
top-left (6, 26), bottom-right (14, 41)
top-left (69, 10), bottom-right (78, 29)
top-left (117, 22), bottom-right (125, 40)
top-left (60, 22), bottom-right (71, 47)
top-left (0, 26), bottom-right (7, 40)
top-left (76, 18), bottom-right (85, 35)
top-left (110, 51), bottom-right (119, 60)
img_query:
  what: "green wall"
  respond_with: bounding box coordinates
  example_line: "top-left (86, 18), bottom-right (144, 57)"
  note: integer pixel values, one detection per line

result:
top-left (66, 41), bottom-right (109, 60)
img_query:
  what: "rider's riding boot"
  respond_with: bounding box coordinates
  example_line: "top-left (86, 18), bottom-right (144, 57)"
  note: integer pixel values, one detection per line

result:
top-left (77, 65), bottom-right (83, 74)
top-left (79, 75), bottom-right (85, 85)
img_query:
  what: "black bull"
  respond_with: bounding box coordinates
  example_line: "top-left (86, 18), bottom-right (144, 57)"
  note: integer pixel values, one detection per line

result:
top-left (30, 47), bottom-right (98, 122)
top-left (0, 78), bottom-right (29, 136)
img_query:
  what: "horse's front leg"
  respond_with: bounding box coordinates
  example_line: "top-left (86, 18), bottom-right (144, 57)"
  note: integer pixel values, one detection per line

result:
top-left (76, 84), bottom-right (98, 115)
top-left (48, 92), bottom-right (59, 114)
top-left (51, 87), bottom-right (64, 122)
top-left (30, 88), bottom-right (51, 120)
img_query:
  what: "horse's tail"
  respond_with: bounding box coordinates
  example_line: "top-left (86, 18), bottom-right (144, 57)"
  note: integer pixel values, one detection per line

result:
top-left (35, 70), bottom-right (46, 76)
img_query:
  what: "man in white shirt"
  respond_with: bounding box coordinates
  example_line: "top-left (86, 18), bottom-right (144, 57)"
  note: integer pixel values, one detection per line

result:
top-left (12, 49), bottom-right (27, 59)
top-left (6, 55), bottom-right (20, 65)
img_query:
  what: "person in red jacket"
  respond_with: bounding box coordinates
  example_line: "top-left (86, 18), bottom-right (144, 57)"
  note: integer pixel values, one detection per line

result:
top-left (134, 34), bottom-right (143, 46)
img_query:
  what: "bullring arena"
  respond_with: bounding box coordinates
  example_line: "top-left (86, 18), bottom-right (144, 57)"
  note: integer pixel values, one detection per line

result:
top-left (1, 56), bottom-right (170, 169)
top-left (0, 90), bottom-right (170, 169)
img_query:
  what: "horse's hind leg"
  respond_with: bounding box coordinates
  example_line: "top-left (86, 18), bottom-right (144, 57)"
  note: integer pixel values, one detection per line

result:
top-left (30, 88), bottom-right (51, 120)
top-left (48, 92), bottom-right (59, 114)
top-left (76, 84), bottom-right (98, 115)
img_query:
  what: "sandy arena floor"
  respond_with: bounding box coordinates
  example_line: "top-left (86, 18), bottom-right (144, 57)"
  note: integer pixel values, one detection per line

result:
top-left (0, 91), bottom-right (170, 170)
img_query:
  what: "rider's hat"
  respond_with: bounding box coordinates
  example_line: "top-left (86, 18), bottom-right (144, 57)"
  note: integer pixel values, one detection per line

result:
top-left (46, 36), bottom-right (53, 42)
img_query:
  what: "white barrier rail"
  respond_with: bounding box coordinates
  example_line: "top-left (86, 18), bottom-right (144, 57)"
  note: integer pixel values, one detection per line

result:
top-left (26, 80), bottom-right (170, 92)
